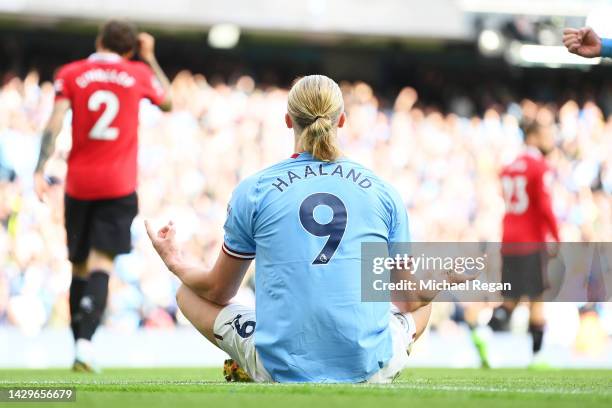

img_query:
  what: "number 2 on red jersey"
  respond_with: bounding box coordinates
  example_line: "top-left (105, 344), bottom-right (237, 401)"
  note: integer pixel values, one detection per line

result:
top-left (88, 90), bottom-right (120, 140)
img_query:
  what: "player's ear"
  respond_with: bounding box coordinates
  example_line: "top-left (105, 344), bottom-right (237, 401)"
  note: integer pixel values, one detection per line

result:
top-left (337, 112), bottom-right (346, 128)
top-left (285, 113), bottom-right (293, 129)
top-left (123, 51), bottom-right (134, 60)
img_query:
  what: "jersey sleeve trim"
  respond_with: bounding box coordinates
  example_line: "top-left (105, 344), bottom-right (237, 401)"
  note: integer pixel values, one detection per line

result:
top-left (602, 38), bottom-right (612, 58)
top-left (222, 242), bottom-right (256, 260)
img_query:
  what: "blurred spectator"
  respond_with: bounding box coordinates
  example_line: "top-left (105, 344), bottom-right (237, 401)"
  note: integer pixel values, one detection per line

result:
top-left (0, 70), bottom-right (611, 335)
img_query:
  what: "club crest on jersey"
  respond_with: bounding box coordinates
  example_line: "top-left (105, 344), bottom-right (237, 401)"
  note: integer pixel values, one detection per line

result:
top-left (54, 79), bottom-right (64, 93)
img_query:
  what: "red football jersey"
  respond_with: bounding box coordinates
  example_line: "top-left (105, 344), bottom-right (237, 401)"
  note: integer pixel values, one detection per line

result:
top-left (54, 52), bottom-right (166, 200)
top-left (500, 147), bottom-right (559, 253)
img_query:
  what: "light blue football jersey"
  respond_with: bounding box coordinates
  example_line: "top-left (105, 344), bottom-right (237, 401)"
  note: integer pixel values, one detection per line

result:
top-left (223, 152), bottom-right (410, 382)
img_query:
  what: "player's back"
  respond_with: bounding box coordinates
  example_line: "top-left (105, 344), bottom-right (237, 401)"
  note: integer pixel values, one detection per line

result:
top-left (500, 148), bottom-right (553, 247)
top-left (223, 152), bottom-right (409, 382)
top-left (55, 53), bottom-right (165, 199)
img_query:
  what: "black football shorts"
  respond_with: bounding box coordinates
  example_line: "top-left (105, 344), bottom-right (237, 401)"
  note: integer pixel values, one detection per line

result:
top-left (501, 251), bottom-right (548, 300)
top-left (64, 192), bottom-right (138, 264)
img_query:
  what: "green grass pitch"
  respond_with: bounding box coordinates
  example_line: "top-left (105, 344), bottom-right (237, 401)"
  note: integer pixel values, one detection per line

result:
top-left (0, 368), bottom-right (610, 408)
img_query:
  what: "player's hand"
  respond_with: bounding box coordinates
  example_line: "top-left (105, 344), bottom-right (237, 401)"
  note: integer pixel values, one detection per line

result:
top-left (33, 172), bottom-right (50, 202)
top-left (138, 33), bottom-right (156, 63)
top-left (445, 269), bottom-right (480, 285)
top-left (546, 242), bottom-right (560, 258)
top-left (563, 27), bottom-right (602, 58)
top-left (145, 220), bottom-right (183, 272)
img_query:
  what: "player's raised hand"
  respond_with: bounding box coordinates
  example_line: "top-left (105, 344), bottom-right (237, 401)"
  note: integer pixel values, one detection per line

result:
top-left (138, 32), bottom-right (156, 63)
top-left (145, 219), bottom-right (183, 271)
top-left (563, 27), bottom-right (602, 58)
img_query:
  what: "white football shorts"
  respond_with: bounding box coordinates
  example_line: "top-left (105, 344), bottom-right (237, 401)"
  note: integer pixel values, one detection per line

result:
top-left (213, 303), bottom-right (417, 383)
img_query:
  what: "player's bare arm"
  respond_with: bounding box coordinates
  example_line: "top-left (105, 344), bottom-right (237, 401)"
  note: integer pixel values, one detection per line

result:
top-left (138, 33), bottom-right (172, 112)
top-left (33, 98), bottom-right (70, 201)
top-left (145, 220), bottom-right (249, 305)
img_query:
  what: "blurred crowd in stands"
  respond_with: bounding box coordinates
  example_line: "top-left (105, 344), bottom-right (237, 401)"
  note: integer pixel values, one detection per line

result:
top-left (0, 70), bottom-right (611, 348)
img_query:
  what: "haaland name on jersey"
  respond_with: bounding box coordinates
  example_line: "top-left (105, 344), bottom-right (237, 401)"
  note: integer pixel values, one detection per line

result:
top-left (272, 163), bottom-right (372, 192)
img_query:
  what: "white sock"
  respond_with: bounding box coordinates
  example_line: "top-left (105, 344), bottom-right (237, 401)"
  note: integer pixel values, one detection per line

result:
top-left (75, 339), bottom-right (94, 363)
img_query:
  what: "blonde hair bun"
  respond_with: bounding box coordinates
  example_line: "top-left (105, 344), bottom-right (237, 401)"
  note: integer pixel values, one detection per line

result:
top-left (287, 75), bottom-right (344, 162)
